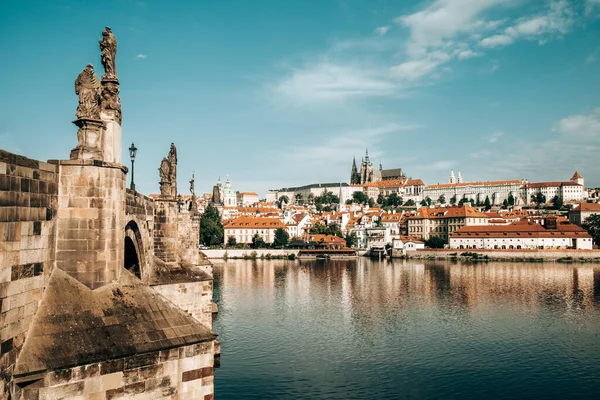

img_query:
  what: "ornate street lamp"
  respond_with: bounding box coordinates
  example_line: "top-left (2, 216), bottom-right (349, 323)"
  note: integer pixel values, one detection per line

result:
top-left (129, 142), bottom-right (137, 191)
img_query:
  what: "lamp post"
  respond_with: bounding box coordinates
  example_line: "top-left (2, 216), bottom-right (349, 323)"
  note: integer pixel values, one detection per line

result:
top-left (129, 142), bottom-right (137, 191)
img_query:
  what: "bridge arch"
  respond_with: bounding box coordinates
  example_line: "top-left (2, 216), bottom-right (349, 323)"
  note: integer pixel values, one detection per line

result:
top-left (124, 219), bottom-right (149, 281)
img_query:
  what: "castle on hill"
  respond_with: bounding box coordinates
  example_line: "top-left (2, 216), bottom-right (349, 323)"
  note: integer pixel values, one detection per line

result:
top-left (350, 149), bottom-right (406, 185)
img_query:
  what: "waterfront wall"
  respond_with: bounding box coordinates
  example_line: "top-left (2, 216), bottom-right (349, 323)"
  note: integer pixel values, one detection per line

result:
top-left (14, 342), bottom-right (215, 400)
top-left (202, 249), bottom-right (299, 259)
top-left (408, 249), bottom-right (600, 261)
top-left (0, 150), bottom-right (58, 396)
top-left (153, 280), bottom-right (213, 328)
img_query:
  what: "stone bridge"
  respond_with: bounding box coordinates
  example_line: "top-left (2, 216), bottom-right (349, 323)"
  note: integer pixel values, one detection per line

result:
top-left (0, 28), bottom-right (217, 400)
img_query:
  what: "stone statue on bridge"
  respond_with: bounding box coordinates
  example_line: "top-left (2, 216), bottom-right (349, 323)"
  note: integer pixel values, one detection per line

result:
top-left (99, 26), bottom-right (117, 81)
top-left (74, 64), bottom-right (102, 120)
top-left (190, 173), bottom-right (195, 196)
top-left (159, 143), bottom-right (178, 197)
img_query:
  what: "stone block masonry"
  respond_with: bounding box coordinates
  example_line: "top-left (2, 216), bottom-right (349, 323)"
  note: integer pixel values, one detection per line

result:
top-left (0, 150), bottom-right (58, 397)
top-left (14, 343), bottom-right (215, 400)
top-left (53, 159), bottom-right (127, 289)
top-left (154, 200), bottom-right (179, 264)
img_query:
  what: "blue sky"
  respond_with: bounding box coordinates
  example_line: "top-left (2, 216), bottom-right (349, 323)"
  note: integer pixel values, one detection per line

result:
top-left (1, 0), bottom-right (600, 197)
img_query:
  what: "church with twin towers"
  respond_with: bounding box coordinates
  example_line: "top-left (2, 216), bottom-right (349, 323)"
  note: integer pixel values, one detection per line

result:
top-left (350, 149), bottom-right (406, 185)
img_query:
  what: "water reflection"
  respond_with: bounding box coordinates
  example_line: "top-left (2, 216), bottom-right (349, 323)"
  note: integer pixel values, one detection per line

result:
top-left (213, 259), bottom-right (600, 400)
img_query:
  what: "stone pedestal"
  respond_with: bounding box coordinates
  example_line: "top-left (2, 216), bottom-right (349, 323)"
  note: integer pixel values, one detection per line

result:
top-left (53, 159), bottom-right (127, 289)
top-left (100, 78), bottom-right (122, 164)
top-left (154, 199), bottom-right (179, 264)
top-left (70, 119), bottom-right (105, 161)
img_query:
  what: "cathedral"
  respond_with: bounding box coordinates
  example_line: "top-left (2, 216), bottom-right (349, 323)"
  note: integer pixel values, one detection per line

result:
top-left (350, 149), bottom-right (406, 184)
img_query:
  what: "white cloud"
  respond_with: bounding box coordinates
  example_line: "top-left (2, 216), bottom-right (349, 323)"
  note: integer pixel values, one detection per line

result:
top-left (429, 160), bottom-right (456, 170)
top-left (479, 1), bottom-right (576, 48)
top-left (396, 0), bottom-right (503, 58)
top-left (490, 108), bottom-right (600, 184)
top-left (553, 107), bottom-right (600, 137)
top-left (470, 150), bottom-right (492, 158)
top-left (136, 54), bottom-right (148, 59)
top-left (457, 49), bottom-right (482, 59)
top-left (374, 26), bottom-right (390, 36)
top-left (390, 51), bottom-right (451, 81)
top-left (479, 34), bottom-right (514, 48)
top-left (282, 123), bottom-right (420, 166)
top-left (487, 131), bottom-right (504, 143)
top-left (274, 62), bottom-right (396, 104)
top-left (585, 0), bottom-right (600, 15)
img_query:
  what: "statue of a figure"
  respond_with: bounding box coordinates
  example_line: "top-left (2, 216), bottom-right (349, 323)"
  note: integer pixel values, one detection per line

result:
top-left (168, 142), bottom-right (177, 183)
top-left (99, 26), bottom-right (117, 80)
top-left (159, 158), bottom-right (170, 182)
top-left (189, 173), bottom-right (195, 196)
top-left (75, 64), bottom-right (102, 120)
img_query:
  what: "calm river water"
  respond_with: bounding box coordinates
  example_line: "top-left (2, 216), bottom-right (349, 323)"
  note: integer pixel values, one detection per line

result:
top-left (212, 259), bottom-right (600, 400)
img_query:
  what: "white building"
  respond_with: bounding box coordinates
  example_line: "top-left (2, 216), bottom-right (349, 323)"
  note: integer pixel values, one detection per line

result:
top-left (568, 202), bottom-right (600, 226)
top-left (222, 178), bottom-right (236, 207)
top-left (236, 191), bottom-right (260, 206)
top-left (392, 236), bottom-right (425, 251)
top-left (224, 216), bottom-right (287, 244)
top-left (423, 175), bottom-right (522, 206)
top-left (521, 172), bottom-right (585, 205)
top-left (450, 218), bottom-right (593, 250)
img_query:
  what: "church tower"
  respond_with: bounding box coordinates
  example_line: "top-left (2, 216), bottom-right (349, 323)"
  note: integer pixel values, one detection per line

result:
top-left (449, 170), bottom-right (456, 184)
top-left (457, 171), bottom-right (463, 184)
top-left (350, 157), bottom-right (360, 184)
top-left (571, 171), bottom-right (584, 186)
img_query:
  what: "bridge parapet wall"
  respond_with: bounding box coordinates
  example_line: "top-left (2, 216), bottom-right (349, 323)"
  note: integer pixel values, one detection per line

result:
top-left (0, 150), bottom-right (58, 397)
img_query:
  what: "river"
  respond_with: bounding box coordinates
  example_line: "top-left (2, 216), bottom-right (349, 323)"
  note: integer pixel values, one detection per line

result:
top-left (212, 258), bottom-right (600, 400)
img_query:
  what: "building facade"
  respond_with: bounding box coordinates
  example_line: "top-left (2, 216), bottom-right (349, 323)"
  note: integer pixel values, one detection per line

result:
top-left (224, 216), bottom-right (287, 244)
top-left (450, 219), bottom-right (593, 250)
top-left (408, 205), bottom-right (489, 241)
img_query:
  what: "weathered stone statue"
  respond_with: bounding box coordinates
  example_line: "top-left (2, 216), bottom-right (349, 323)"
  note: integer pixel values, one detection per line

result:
top-left (159, 143), bottom-right (178, 198)
top-left (74, 64), bottom-right (101, 120)
top-left (99, 26), bottom-right (117, 81)
top-left (98, 27), bottom-right (122, 125)
top-left (190, 173), bottom-right (195, 196)
top-left (71, 64), bottom-right (105, 160)
top-left (168, 143), bottom-right (177, 184)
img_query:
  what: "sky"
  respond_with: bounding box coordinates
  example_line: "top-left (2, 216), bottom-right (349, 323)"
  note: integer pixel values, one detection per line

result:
top-left (1, 0), bottom-right (600, 197)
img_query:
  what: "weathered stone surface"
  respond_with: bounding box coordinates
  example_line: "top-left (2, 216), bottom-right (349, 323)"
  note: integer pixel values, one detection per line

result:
top-left (14, 268), bottom-right (216, 376)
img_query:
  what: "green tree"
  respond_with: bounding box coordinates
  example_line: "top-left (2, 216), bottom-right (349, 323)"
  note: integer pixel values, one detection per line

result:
top-left (582, 214), bottom-right (600, 245)
top-left (551, 195), bottom-right (563, 210)
top-left (295, 193), bottom-right (303, 205)
top-left (404, 199), bottom-right (415, 207)
top-left (484, 195), bottom-right (491, 211)
top-left (345, 199), bottom-right (353, 205)
top-left (450, 194), bottom-right (457, 205)
top-left (508, 193), bottom-right (515, 206)
top-left (425, 236), bottom-right (446, 248)
top-left (278, 195), bottom-right (289, 205)
top-left (503, 199), bottom-right (509, 208)
top-left (438, 194), bottom-right (446, 205)
top-left (345, 232), bottom-right (358, 248)
top-left (368, 198), bottom-right (376, 208)
top-left (326, 222), bottom-right (344, 238)
top-left (227, 236), bottom-right (237, 247)
top-left (377, 193), bottom-right (386, 205)
top-left (273, 228), bottom-right (289, 248)
top-left (388, 192), bottom-right (402, 207)
top-left (532, 192), bottom-right (546, 207)
top-left (252, 233), bottom-right (266, 249)
top-left (200, 203), bottom-right (224, 246)
top-left (309, 223), bottom-right (328, 234)
top-left (353, 191), bottom-right (368, 204)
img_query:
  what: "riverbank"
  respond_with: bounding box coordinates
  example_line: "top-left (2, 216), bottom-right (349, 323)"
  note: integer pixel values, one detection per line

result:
top-left (201, 249), bottom-right (299, 259)
top-left (407, 249), bottom-right (600, 263)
